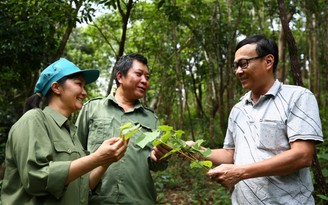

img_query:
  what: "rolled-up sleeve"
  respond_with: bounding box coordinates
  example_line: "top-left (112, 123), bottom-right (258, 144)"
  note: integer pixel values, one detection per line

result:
top-left (47, 161), bottom-right (71, 198)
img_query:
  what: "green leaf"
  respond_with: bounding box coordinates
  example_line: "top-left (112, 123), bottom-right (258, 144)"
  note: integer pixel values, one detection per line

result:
top-left (160, 147), bottom-right (181, 160)
top-left (193, 139), bottom-right (205, 149)
top-left (121, 124), bottom-right (140, 135)
top-left (136, 130), bottom-right (161, 148)
top-left (199, 160), bottom-right (213, 168)
top-left (317, 194), bottom-right (328, 201)
top-left (158, 125), bottom-right (173, 132)
top-left (319, 153), bottom-right (328, 161)
top-left (175, 130), bottom-right (184, 139)
top-left (152, 138), bottom-right (163, 147)
top-left (120, 122), bottom-right (133, 131)
top-left (175, 138), bottom-right (187, 147)
top-left (160, 131), bottom-right (172, 143)
top-left (200, 148), bottom-right (212, 157)
top-left (123, 128), bottom-right (139, 140)
top-left (119, 123), bottom-right (141, 140)
top-left (190, 161), bottom-right (203, 169)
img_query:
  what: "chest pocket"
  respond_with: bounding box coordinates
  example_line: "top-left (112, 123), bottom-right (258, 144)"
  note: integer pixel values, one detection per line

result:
top-left (88, 118), bottom-right (117, 145)
top-left (257, 120), bottom-right (290, 153)
top-left (53, 141), bottom-right (81, 160)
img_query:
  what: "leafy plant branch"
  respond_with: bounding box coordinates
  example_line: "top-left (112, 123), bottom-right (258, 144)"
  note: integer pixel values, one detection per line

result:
top-left (120, 123), bottom-right (213, 170)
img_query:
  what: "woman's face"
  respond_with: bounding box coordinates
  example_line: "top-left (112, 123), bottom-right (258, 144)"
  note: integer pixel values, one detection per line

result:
top-left (59, 75), bottom-right (87, 113)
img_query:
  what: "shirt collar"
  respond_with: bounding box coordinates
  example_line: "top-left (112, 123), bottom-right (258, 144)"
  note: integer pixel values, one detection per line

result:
top-left (107, 93), bottom-right (144, 111)
top-left (244, 79), bottom-right (281, 105)
top-left (43, 106), bottom-right (68, 128)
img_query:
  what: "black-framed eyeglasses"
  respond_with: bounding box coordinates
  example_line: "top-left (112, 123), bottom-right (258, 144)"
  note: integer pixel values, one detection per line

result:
top-left (233, 55), bottom-right (265, 72)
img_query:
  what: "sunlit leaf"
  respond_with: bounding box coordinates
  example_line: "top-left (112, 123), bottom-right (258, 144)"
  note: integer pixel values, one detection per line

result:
top-left (160, 131), bottom-right (171, 143)
top-left (123, 128), bottom-right (139, 140)
top-left (175, 130), bottom-right (184, 138)
top-left (120, 122), bottom-right (133, 130)
top-left (193, 139), bottom-right (205, 149)
top-left (136, 130), bottom-right (161, 148)
top-left (200, 148), bottom-right (212, 157)
top-left (175, 138), bottom-right (187, 147)
top-left (199, 160), bottom-right (213, 168)
top-left (160, 147), bottom-right (181, 160)
top-left (152, 138), bottom-right (162, 147)
top-left (190, 161), bottom-right (202, 169)
top-left (158, 125), bottom-right (173, 132)
top-left (121, 124), bottom-right (140, 135)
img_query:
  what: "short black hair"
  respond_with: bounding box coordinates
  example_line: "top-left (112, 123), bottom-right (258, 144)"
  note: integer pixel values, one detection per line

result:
top-left (114, 53), bottom-right (148, 86)
top-left (235, 35), bottom-right (279, 73)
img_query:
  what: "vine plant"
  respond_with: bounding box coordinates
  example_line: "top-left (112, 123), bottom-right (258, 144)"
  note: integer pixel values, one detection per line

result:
top-left (119, 122), bottom-right (213, 170)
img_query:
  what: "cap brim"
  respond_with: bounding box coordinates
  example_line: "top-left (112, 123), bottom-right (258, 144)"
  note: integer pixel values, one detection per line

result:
top-left (80, 69), bottom-right (100, 84)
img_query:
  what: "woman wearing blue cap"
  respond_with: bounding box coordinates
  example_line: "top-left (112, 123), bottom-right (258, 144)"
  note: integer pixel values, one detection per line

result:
top-left (1, 58), bottom-right (128, 205)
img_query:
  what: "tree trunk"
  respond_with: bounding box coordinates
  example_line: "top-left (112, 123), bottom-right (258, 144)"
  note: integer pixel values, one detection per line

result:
top-left (52, 0), bottom-right (84, 62)
top-left (106, 0), bottom-right (134, 95)
top-left (277, 0), bottom-right (302, 86)
top-left (278, 0), bottom-right (328, 196)
top-left (277, 13), bottom-right (292, 83)
top-left (204, 50), bottom-right (215, 146)
top-left (172, 9), bottom-right (184, 129)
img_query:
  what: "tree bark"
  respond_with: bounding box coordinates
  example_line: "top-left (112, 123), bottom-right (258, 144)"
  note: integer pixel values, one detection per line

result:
top-left (277, 0), bottom-right (302, 86)
top-left (277, 0), bottom-right (328, 196)
top-left (106, 0), bottom-right (134, 95)
top-left (277, 13), bottom-right (292, 83)
top-left (52, 0), bottom-right (84, 62)
top-left (172, 4), bottom-right (184, 129)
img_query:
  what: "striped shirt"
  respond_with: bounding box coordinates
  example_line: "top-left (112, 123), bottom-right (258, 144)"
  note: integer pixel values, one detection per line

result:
top-left (224, 80), bottom-right (323, 205)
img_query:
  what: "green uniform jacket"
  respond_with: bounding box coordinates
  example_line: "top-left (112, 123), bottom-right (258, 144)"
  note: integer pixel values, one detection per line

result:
top-left (1, 107), bottom-right (90, 205)
top-left (75, 94), bottom-right (167, 205)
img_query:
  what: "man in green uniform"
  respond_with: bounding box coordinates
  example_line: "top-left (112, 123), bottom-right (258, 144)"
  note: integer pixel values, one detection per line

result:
top-left (76, 53), bottom-right (169, 205)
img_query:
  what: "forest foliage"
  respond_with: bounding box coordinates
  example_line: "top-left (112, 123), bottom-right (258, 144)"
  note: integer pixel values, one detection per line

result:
top-left (0, 0), bottom-right (328, 204)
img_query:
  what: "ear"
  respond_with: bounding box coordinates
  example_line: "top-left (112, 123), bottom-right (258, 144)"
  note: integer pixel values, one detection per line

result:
top-left (50, 82), bottom-right (61, 95)
top-left (116, 72), bottom-right (123, 84)
top-left (265, 54), bottom-right (274, 70)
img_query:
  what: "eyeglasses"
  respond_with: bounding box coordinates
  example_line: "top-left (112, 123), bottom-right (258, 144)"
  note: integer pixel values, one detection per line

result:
top-left (233, 55), bottom-right (265, 72)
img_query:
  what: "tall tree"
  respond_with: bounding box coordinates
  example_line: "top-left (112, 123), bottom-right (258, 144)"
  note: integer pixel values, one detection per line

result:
top-left (0, 0), bottom-right (98, 168)
top-left (277, 0), bottom-right (328, 197)
top-left (277, 0), bottom-right (302, 85)
top-left (105, 0), bottom-right (136, 95)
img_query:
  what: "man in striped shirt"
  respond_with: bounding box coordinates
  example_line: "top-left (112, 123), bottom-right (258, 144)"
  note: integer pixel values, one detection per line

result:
top-left (205, 35), bottom-right (323, 204)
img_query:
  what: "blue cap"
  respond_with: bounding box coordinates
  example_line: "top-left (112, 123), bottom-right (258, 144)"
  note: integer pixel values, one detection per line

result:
top-left (34, 58), bottom-right (100, 96)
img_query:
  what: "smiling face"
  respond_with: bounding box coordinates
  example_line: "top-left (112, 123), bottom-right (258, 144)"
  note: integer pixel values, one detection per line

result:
top-left (117, 60), bottom-right (150, 101)
top-left (49, 74), bottom-right (87, 117)
top-left (61, 76), bottom-right (87, 112)
top-left (234, 43), bottom-right (274, 96)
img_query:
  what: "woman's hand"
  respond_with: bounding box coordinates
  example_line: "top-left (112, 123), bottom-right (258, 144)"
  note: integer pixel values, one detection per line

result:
top-left (93, 138), bottom-right (128, 166)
